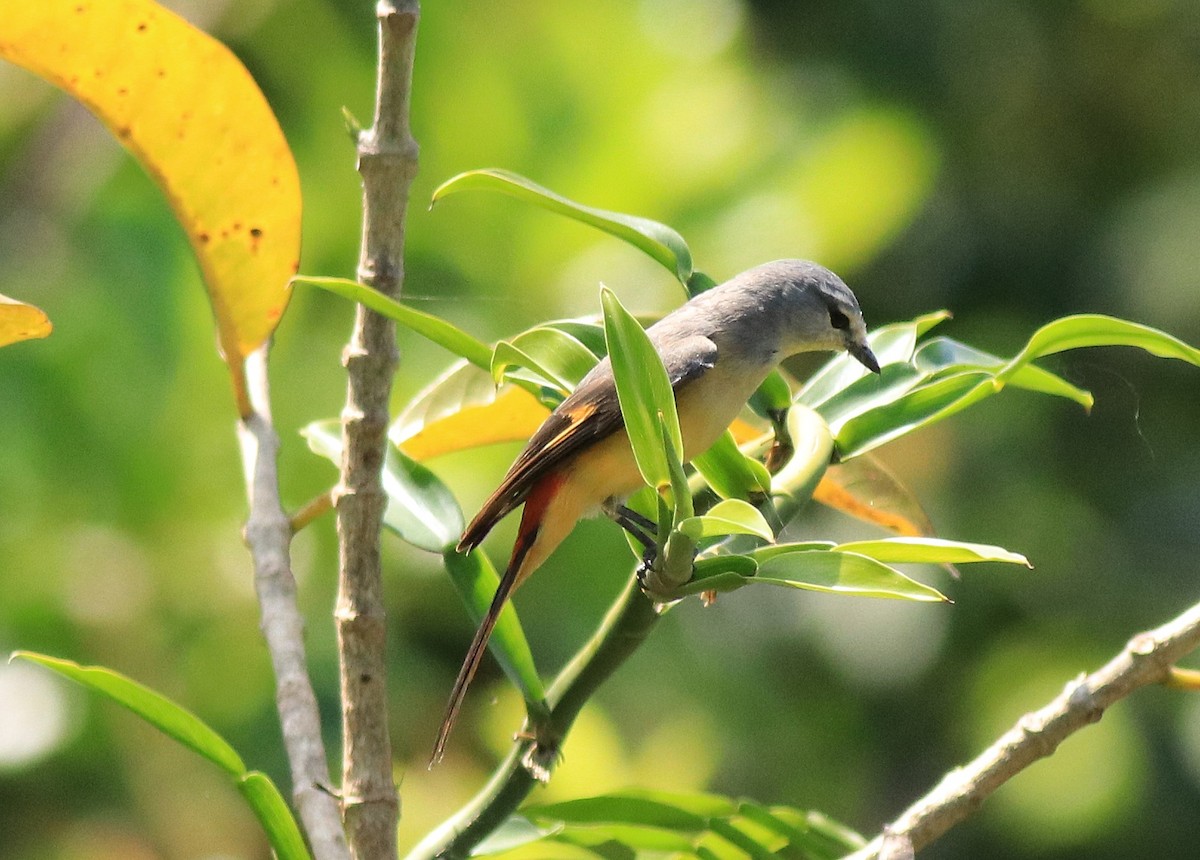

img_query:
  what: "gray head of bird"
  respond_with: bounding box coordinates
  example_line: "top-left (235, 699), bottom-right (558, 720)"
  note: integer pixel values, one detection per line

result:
top-left (702, 259), bottom-right (880, 373)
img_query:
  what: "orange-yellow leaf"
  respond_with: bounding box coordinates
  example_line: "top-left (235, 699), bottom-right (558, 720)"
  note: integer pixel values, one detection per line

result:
top-left (814, 456), bottom-right (934, 538)
top-left (395, 385), bottom-right (549, 462)
top-left (0, 0), bottom-right (300, 369)
top-left (0, 294), bottom-right (52, 347)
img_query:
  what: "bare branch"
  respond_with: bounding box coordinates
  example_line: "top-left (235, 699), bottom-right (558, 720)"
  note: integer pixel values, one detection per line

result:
top-left (845, 598), bottom-right (1200, 859)
top-left (238, 346), bottom-right (349, 860)
top-left (335, 1), bottom-right (420, 857)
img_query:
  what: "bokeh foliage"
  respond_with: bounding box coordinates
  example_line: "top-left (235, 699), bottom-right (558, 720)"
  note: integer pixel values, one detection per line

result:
top-left (2, 1), bottom-right (1199, 859)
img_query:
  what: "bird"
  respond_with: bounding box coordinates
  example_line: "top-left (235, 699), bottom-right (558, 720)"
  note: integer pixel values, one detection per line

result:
top-left (432, 259), bottom-right (880, 762)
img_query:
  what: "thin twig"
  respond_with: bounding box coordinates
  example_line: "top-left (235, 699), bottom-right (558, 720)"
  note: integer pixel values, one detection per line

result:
top-left (238, 346), bottom-right (350, 860)
top-left (335, 1), bottom-right (420, 857)
top-left (844, 598), bottom-right (1200, 859)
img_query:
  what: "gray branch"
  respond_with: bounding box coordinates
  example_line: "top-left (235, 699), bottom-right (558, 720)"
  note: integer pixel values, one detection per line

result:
top-left (845, 598), bottom-right (1200, 859)
top-left (335, 1), bottom-right (420, 857)
top-left (238, 347), bottom-right (350, 860)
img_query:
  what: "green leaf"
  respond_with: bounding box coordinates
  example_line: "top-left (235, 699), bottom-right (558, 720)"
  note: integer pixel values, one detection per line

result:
top-left (834, 371), bottom-right (995, 459)
top-left (13, 652), bottom-right (246, 775)
top-left (691, 431), bottom-right (773, 502)
top-left (441, 550), bottom-right (546, 706)
top-left (492, 327), bottom-right (599, 393)
top-left (13, 654), bottom-right (311, 860)
top-left (601, 287), bottom-right (681, 489)
top-left (292, 275), bottom-right (492, 370)
top-left (236, 772), bottom-right (313, 860)
top-left (678, 499), bottom-right (774, 542)
top-left (814, 363), bottom-right (924, 436)
top-left (302, 420), bottom-right (464, 553)
top-left (431, 168), bottom-right (695, 285)
top-left (833, 536), bottom-right (1031, 567)
top-left (756, 550), bottom-right (948, 601)
top-left (914, 337), bottom-right (1093, 409)
top-left (996, 314), bottom-right (1200, 382)
top-left (473, 816), bottom-right (562, 856)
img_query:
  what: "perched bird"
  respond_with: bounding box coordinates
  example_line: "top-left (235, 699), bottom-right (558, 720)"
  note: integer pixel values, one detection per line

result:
top-left (433, 259), bottom-right (880, 761)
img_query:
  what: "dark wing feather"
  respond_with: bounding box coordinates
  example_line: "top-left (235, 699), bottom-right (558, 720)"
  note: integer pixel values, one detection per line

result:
top-left (457, 334), bottom-right (718, 552)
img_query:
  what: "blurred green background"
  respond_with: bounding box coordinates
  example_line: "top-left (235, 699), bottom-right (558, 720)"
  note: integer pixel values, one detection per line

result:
top-left (3, 0), bottom-right (1200, 857)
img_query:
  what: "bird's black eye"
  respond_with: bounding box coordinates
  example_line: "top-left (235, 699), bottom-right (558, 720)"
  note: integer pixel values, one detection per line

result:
top-left (829, 308), bottom-right (850, 330)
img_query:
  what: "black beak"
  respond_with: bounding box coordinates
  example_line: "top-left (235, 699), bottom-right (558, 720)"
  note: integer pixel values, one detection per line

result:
top-left (848, 340), bottom-right (881, 374)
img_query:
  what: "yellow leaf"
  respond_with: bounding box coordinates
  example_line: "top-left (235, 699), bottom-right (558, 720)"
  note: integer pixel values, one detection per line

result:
top-left (0, 294), bottom-right (52, 347)
top-left (395, 385), bottom-right (549, 462)
top-left (0, 0), bottom-right (301, 396)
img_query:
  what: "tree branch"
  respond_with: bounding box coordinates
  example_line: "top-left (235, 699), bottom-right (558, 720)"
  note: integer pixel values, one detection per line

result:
top-left (238, 346), bottom-right (350, 860)
top-left (335, 1), bottom-right (420, 857)
top-left (845, 597), bottom-right (1200, 859)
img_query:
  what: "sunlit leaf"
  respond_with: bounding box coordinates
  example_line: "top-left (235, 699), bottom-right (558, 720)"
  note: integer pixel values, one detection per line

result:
top-left (0, 0), bottom-right (300, 368)
top-left (13, 652), bottom-right (245, 774)
top-left (769, 405), bottom-right (834, 518)
top-left (914, 337), bottom-right (1093, 409)
top-left (814, 363), bottom-right (924, 436)
top-left (833, 536), bottom-right (1031, 567)
top-left (492, 327), bottom-right (599, 392)
top-left (834, 371), bottom-right (995, 459)
top-left (441, 551), bottom-right (546, 705)
top-left (756, 550), bottom-right (948, 601)
top-left (432, 168), bottom-right (694, 285)
top-left (678, 499), bottom-right (773, 542)
top-left (996, 314), bottom-right (1200, 381)
top-left (691, 431), bottom-right (773, 502)
top-left (748, 370), bottom-right (793, 417)
top-left (303, 420), bottom-right (464, 552)
top-left (236, 773), bottom-right (313, 860)
top-left (0, 294), bottom-right (52, 347)
top-left (602, 286), bottom-right (681, 489)
top-left (293, 276), bottom-right (492, 370)
top-left (528, 790), bottom-right (736, 829)
top-left (390, 361), bottom-right (549, 460)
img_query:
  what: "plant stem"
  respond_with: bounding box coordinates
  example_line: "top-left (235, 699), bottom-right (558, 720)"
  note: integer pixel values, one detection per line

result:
top-left (336, 1), bottom-right (420, 857)
top-left (407, 578), bottom-right (660, 860)
top-left (238, 347), bottom-right (350, 860)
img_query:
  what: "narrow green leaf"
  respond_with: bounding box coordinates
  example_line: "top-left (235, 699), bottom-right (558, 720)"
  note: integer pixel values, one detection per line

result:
top-left (13, 653), bottom-right (246, 774)
top-left (552, 822), bottom-right (697, 852)
top-left (833, 536), bottom-right (1031, 567)
top-left (473, 816), bottom-right (562, 856)
top-left (601, 287), bottom-right (681, 489)
top-left (692, 431), bottom-right (773, 502)
top-left (997, 314), bottom-right (1200, 382)
top-left (491, 327), bottom-right (599, 392)
top-left (678, 500), bottom-right (773, 542)
top-left (431, 168), bottom-right (695, 285)
top-left (914, 336), bottom-right (1093, 408)
top-left (292, 276), bottom-right (492, 370)
top-left (755, 550), bottom-right (949, 602)
top-left (834, 371), bottom-right (995, 459)
top-left (302, 420), bottom-right (464, 553)
top-left (441, 550), bottom-right (546, 705)
top-left (814, 363), bottom-right (924, 436)
top-left (236, 772), bottom-right (313, 860)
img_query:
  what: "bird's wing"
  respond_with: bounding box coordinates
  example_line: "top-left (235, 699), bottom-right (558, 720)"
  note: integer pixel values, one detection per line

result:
top-left (456, 334), bottom-right (718, 552)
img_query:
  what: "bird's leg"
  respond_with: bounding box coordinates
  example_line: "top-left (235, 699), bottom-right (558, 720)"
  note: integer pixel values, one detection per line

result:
top-left (604, 503), bottom-right (660, 586)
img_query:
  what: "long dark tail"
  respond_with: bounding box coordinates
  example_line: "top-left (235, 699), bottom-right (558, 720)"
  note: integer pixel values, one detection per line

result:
top-left (430, 524), bottom-right (539, 766)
